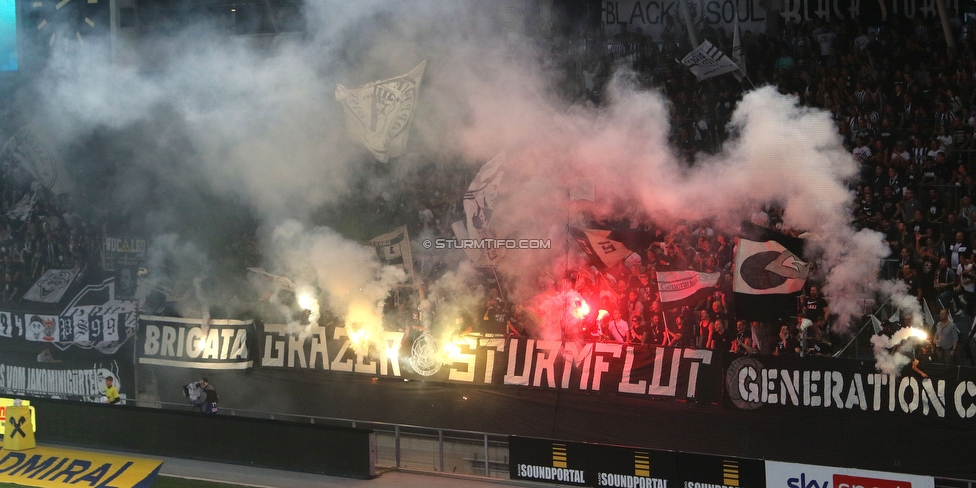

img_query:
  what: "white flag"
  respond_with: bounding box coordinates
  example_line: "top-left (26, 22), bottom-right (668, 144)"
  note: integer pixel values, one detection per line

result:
top-left (367, 226), bottom-right (416, 284)
top-left (869, 314), bottom-right (883, 335)
top-left (246, 267), bottom-right (297, 292)
top-left (5, 191), bottom-right (35, 222)
top-left (922, 298), bottom-right (935, 327)
top-left (336, 60), bottom-right (427, 163)
top-left (732, 17), bottom-right (746, 79)
top-left (24, 268), bottom-right (80, 303)
top-left (460, 154), bottom-right (506, 265)
top-left (656, 270), bottom-right (721, 303)
top-left (680, 40), bottom-right (740, 81)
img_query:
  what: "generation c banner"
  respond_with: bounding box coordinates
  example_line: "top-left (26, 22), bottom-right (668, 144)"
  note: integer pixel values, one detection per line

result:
top-left (0, 444), bottom-right (162, 488)
top-left (725, 355), bottom-right (976, 422)
top-left (258, 325), bottom-right (719, 401)
top-left (765, 461), bottom-right (933, 488)
top-left (138, 316), bottom-right (252, 370)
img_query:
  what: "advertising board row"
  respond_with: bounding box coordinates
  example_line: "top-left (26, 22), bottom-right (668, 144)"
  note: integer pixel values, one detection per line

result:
top-left (510, 436), bottom-right (935, 488)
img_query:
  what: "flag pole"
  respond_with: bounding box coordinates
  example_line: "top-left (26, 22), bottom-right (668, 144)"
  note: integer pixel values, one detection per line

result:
top-left (832, 297), bottom-right (890, 358)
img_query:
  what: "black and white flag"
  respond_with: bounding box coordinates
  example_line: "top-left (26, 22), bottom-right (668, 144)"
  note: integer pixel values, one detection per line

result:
top-left (680, 40), bottom-right (740, 81)
top-left (367, 226), bottom-right (416, 284)
top-left (733, 239), bottom-right (808, 295)
top-left (23, 268), bottom-right (79, 303)
top-left (569, 228), bottom-right (634, 268)
top-left (336, 60), bottom-right (426, 163)
top-left (656, 270), bottom-right (720, 303)
top-left (455, 154), bottom-right (506, 266)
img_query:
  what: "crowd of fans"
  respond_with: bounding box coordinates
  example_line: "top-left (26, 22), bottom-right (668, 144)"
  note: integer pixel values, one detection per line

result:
top-left (376, 14), bottom-right (976, 369)
top-left (0, 154), bottom-right (102, 302)
top-left (6, 12), bottom-right (976, 372)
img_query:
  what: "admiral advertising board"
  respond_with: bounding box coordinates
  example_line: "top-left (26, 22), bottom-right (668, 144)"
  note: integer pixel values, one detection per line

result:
top-left (0, 444), bottom-right (162, 488)
top-left (257, 324), bottom-right (720, 400)
top-left (765, 461), bottom-right (934, 488)
top-left (509, 436), bottom-right (766, 487)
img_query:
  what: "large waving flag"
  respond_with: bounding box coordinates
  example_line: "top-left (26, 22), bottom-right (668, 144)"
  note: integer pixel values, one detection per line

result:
top-left (336, 60), bottom-right (426, 163)
top-left (680, 40), bottom-right (740, 81)
top-left (733, 239), bottom-right (808, 294)
top-left (454, 154), bottom-right (506, 266)
top-left (734, 222), bottom-right (808, 321)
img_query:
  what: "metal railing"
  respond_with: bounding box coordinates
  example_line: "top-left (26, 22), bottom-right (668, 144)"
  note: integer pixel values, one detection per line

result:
top-left (121, 398), bottom-right (511, 478)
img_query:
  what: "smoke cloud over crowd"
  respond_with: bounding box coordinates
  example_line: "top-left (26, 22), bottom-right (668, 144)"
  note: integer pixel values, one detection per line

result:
top-left (0, 0), bottom-right (923, 371)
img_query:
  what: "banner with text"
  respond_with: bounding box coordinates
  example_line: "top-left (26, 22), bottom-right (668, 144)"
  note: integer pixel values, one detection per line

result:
top-left (0, 278), bottom-right (138, 355)
top-left (604, 0), bottom-right (766, 38)
top-left (778, 0), bottom-right (959, 24)
top-left (0, 360), bottom-right (132, 403)
top-left (138, 316), bottom-right (253, 370)
top-left (258, 324), bottom-right (719, 401)
top-left (725, 355), bottom-right (976, 423)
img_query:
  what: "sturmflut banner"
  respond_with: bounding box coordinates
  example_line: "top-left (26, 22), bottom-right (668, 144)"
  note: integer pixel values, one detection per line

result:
top-left (138, 316), bottom-right (253, 370)
top-left (258, 324), bottom-right (719, 401)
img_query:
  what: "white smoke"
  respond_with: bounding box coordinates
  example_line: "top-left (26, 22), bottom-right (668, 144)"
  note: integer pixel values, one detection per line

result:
top-left (18, 0), bottom-right (920, 364)
top-left (871, 326), bottom-right (929, 376)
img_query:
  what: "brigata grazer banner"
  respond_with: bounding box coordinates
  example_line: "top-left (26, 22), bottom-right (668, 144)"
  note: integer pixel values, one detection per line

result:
top-left (257, 324), bottom-right (720, 401)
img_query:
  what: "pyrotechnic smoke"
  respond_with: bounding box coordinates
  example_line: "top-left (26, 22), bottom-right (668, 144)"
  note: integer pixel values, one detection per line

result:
top-left (269, 220), bottom-right (404, 351)
top-left (9, 0), bottom-right (919, 366)
top-left (458, 75), bottom-right (911, 337)
top-left (420, 262), bottom-right (486, 352)
top-left (871, 325), bottom-right (929, 376)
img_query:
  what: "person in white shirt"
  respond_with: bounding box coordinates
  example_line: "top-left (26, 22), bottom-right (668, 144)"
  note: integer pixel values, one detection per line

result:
top-left (957, 252), bottom-right (976, 316)
top-left (607, 309), bottom-right (629, 343)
